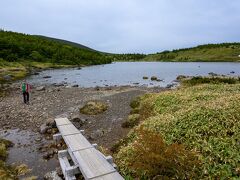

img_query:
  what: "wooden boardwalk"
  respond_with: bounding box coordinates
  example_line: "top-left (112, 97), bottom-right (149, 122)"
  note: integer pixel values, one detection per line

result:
top-left (54, 117), bottom-right (124, 180)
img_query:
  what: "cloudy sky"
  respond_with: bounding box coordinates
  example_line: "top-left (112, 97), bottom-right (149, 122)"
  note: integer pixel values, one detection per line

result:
top-left (1, 0), bottom-right (240, 53)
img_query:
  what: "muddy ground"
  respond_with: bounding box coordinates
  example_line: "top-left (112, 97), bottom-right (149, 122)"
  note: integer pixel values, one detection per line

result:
top-left (0, 83), bottom-right (164, 179)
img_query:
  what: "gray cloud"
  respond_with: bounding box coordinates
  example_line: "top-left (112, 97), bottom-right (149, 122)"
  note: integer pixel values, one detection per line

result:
top-left (1, 0), bottom-right (240, 53)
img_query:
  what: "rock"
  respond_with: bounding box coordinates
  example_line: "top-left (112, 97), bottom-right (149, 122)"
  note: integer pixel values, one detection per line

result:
top-left (176, 75), bottom-right (187, 80)
top-left (72, 84), bottom-right (79, 87)
top-left (35, 137), bottom-right (42, 142)
top-left (44, 171), bottom-right (62, 180)
top-left (46, 118), bottom-right (56, 128)
top-left (156, 79), bottom-right (163, 82)
top-left (90, 129), bottom-right (104, 140)
top-left (80, 101), bottom-right (108, 115)
top-left (208, 72), bottom-right (218, 76)
top-left (33, 72), bottom-right (40, 75)
top-left (43, 76), bottom-right (52, 79)
top-left (151, 76), bottom-right (158, 81)
top-left (77, 67), bottom-right (82, 70)
top-left (143, 76), bottom-right (148, 79)
top-left (230, 71), bottom-right (235, 74)
top-left (43, 152), bottom-right (50, 159)
top-left (36, 86), bottom-right (46, 91)
top-left (71, 115), bottom-right (87, 128)
top-left (40, 123), bottom-right (49, 134)
top-left (3, 74), bottom-right (13, 81)
top-left (166, 83), bottom-right (177, 89)
top-left (95, 86), bottom-right (100, 91)
top-left (52, 83), bottom-right (64, 87)
top-left (56, 167), bottom-right (63, 176)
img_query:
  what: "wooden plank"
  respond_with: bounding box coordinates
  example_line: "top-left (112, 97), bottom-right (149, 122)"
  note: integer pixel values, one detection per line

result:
top-left (58, 124), bottom-right (80, 136)
top-left (59, 154), bottom-right (76, 180)
top-left (91, 172), bottom-right (124, 180)
top-left (64, 134), bottom-right (93, 152)
top-left (73, 148), bottom-right (116, 179)
top-left (55, 117), bottom-right (72, 126)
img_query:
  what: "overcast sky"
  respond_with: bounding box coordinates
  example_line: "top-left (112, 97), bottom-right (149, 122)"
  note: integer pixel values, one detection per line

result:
top-left (1, 0), bottom-right (240, 53)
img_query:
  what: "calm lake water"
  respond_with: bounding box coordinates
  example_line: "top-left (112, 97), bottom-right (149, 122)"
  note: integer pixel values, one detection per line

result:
top-left (27, 62), bottom-right (240, 88)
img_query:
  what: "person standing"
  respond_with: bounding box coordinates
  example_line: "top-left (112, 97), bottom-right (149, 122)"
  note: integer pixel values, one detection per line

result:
top-left (21, 81), bottom-right (31, 104)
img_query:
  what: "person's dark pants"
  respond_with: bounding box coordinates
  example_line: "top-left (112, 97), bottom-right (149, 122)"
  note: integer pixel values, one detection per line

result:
top-left (23, 92), bottom-right (29, 104)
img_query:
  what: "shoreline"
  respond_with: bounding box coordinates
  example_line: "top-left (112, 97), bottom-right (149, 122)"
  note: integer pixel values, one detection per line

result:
top-left (0, 84), bottom-right (165, 178)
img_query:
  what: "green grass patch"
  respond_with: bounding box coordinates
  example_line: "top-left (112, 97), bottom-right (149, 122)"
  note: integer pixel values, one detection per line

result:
top-left (181, 76), bottom-right (240, 86)
top-left (0, 139), bottom-right (16, 179)
top-left (144, 43), bottom-right (240, 62)
top-left (115, 82), bottom-right (240, 179)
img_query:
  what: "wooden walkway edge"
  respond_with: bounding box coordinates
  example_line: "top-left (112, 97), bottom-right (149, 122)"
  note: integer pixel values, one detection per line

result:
top-left (53, 117), bottom-right (124, 180)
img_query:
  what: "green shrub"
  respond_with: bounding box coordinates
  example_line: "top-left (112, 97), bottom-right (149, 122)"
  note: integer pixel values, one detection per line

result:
top-left (116, 83), bottom-right (240, 179)
top-left (122, 114), bottom-right (140, 128)
top-left (182, 76), bottom-right (240, 86)
top-left (116, 127), bottom-right (202, 179)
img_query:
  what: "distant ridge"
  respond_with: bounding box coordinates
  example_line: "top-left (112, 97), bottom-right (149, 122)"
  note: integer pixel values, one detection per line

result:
top-left (34, 35), bottom-right (98, 52)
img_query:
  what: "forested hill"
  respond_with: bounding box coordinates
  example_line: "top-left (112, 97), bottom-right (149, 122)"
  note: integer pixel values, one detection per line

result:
top-left (0, 30), bottom-right (111, 65)
top-left (0, 30), bottom-right (146, 66)
top-left (35, 35), bottom-right (97, 52)
top-left (145, 43), bottom-right (240, 62)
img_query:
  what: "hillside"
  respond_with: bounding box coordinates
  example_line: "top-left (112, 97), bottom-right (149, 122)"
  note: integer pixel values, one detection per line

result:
top-left (0, 30), bottom-right (111, 66)
top-left (0, 30), bottom-right (147, 81)
top-left (35, 35), bottom-right (97, 52)
top-left (145, 43), bottom-right (240, 62)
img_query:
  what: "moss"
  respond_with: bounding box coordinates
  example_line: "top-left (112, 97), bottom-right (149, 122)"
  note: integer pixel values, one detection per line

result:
top-left (0, 139), bottom-right (16, 179)
top-left (0, 139), bottom-right (13, 161)
top-left (80, 101), bottom-right (108, 115)
top-left (181, 76), bottom-right (240, 86)
top-left (129, 96), bottom-right (141, 109)
top-left (122, 114), bottom-right (140, 128)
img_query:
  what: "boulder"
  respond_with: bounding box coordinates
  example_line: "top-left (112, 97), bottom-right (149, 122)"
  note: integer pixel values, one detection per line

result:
top-left (72, 84), bottom-right (79, 87)
top-left (70, 115), bottom-right (87, 128)
top-left (43, 76), bottom-right (52, 79)
top-left (53, 83), bottom-right (64, 87)
top-left (32, 72), bottom-right (40, 75)
top-left (143, 76), bottom-right (148, 80)
top-left (151, 76), bottom-right (158, 81)
top-left (156, 79), bottom-right (163, 82)
top-left (3, 74), bottom-right (13, 81)
top-left (40, 123), bottom-right (49, 134)
top-left (90, 129), bottom-right (104, 140)
top-left (176, 75), bottom-right (187, 80)
top-left (44, 171), bottom-right (62, 180)
top-left (36, 86), bottom-right (46, 91)
top-left (46, 118), bottom-right (56, 128)
top-left (208, 72), bottom-right (218, 76)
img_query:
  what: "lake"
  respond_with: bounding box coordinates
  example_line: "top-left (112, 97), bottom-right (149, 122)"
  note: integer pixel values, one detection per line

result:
top-left (27, 62), bottom-right (240, 88)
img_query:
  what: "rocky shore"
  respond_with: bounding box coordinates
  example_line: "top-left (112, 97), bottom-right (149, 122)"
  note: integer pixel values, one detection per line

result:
top-left (0, 83), bottom-right (164, 179)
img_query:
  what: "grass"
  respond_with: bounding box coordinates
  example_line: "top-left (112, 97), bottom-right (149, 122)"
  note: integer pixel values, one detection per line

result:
top-left (80, 101), bottom-right (108, 115)
top-left (0, 139), bottom-right (16, 179)
top-left (180, 76), bottom-right (240, 86)
top-left (115, 78), bottom-right (240, 179)
top-left (144, 43), bottom-right (240, 62)
top-left (0, 59), bottom-right (76, 82)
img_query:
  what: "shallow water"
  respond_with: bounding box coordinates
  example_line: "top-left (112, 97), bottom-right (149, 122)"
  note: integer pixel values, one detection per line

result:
top-left (0, 129), bottom-right (58, 179)
top-left (27, 62), bottom-right (240, 87)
